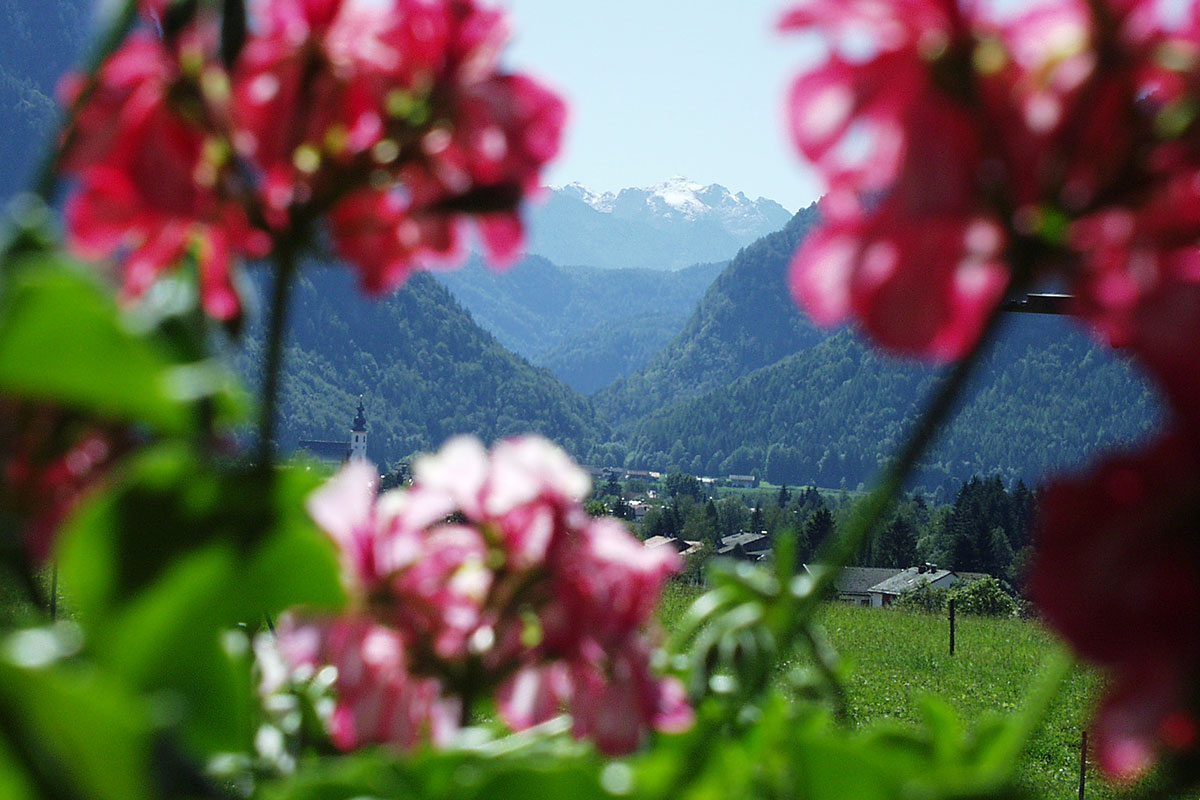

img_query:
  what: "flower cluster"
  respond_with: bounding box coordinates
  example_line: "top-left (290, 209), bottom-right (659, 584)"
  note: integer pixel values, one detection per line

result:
top-left (263, 436), bottom-right (692, 755)
top-left (782, 0), bottom-right (1200, 781)
top-left (62, 0), bottom-right (564, 319)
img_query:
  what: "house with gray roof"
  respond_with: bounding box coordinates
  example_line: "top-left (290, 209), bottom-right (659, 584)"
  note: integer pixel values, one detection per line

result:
top-left (829, 566), bottom-right (905, 606)
top-left (867, 565), bottom-right (960, 607)
top-left (802, 565), bottom-right (992, 607)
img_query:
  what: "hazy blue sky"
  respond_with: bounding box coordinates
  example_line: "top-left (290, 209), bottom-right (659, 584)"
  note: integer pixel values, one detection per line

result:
top-left (503, 0), bottom-right (823, 211)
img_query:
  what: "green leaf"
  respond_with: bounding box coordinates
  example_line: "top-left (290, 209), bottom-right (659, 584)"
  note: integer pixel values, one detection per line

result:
top-left (0, 256), bottom-right (190, 432)
top-left (56, 444), bottom-right (344, 753)
top-left (918, 694), bottom-right (966, 765)
top-left (0, 633), bottom-right (155, 800)
top-left (59, 444), bottom-right (343, 621)
top-left (259, 748), bottom-right (609, 800)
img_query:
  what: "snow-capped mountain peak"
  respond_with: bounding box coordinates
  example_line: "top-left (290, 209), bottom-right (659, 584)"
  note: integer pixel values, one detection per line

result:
top-left (559, 181), bottom-right (615, 213)
top-left (536, 177), bottom-right (795, 270)
top-left (644, 175), bottom-right (710, 218)
top-left (555, 177), bottom-right (790, 224)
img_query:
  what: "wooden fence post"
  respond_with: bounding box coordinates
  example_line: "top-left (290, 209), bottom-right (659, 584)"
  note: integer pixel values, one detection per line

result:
top-left (1079, 730), bottom-right (1087, 800)
top-left (948, 598), bottom-right (956, 656)
top-left (49, 562), bottom-right (57, 621)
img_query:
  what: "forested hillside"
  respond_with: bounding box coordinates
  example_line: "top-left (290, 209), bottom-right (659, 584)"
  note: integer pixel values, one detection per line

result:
top-left (594, 205), bottom-right (824, 427)
top-left (236, 267), bottom-right (613, 467)
top-left (0, 0), bottom-right (90, 196)
top-left (621, 319), bottom-right (1160, 491)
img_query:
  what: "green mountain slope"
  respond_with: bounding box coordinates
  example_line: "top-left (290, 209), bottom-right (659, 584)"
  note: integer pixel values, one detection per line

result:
top-left (238, 267), bottom-right (612, 467)
top-left (593, 205), bottom-right (824, 428)
top-left (622, 318), bottom-right (1160, 492)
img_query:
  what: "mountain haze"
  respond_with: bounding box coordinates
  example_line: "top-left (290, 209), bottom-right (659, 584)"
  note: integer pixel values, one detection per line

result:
top-left (436, 256), bottom-right (725, 392)
top-left (0, 0), bottom-right (90, 197)
top-left (436, 256), bottom-right (724, 360)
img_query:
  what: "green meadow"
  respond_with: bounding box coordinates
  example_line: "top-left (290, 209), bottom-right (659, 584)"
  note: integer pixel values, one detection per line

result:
top-left (659, 583), bottom-right (1113, 799)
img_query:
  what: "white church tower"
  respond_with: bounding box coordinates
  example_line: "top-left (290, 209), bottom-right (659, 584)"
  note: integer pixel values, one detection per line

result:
top-left (349, 397), bottom-right (368, 462)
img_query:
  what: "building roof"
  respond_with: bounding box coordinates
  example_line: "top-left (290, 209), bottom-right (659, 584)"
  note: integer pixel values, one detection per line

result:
top-left (298, 439), bottom-right (350, 462)
top-left (644, 536), bottom-right (680, 550)
top-left (644, 536), bottom-right (705, 557)
top-left (718, 532), bottom-right (768, 549)
top-left (869, 567), bottom-right (956, 596)
top-left (830, 567), bottom-right (905, 595)
top-left (716, 532), bottom-right (771, 557)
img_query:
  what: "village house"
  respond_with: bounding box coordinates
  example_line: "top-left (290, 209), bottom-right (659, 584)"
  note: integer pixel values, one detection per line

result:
top-left (716, 531), bottom-right (771, 561)
top-left (827, 566), bottom-right (906, 606)
top-left (644, 536), bottom-right (705, 559)
top-left (866, 565), bottom-right (961, 607)
top-left (802, 564), bottom-right (990, 607)
top-left (627, 499), bottom-right (651, 520)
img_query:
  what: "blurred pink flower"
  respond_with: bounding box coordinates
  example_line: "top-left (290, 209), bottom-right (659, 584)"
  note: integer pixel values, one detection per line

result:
top-left (276, 614), bottom-right (459, 751)
top-left (62, 0), bottom-right (565, 318)
top-left (784, 0), bottom-right (1200, 782)
top-left (780, 0), bottom-right (1022, 359)
top-left (780, 0), bottom-right (1200, 364)
top-left (276, 435), bottom-right (689, 754)
top-left (61, 33), bottom-right (267, 320)
top-left (1032, 430), bottom-right (1200, 780)
top-left (0, 400), bottom-right (130, 564)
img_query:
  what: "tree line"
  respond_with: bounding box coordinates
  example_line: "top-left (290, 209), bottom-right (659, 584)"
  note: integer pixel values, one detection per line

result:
top-left (593, 471), bottom-right (1038, 593)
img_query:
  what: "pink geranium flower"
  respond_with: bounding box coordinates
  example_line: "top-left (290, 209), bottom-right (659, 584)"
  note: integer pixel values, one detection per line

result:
top-left (61, 32), bottom-right (268, 319)
top-left (62, 0), bottom-right (565, 319)
top-left (1032, 430), bottom-right (1200, 780)
top-left (0, 400), bottom-right (130, 564)
top-left (275, 614), bottom-right (460, 750)
top-left (274, 435), bottom-right (690, 754)
top-left (781, 0), bottom-right (1025, 360)
top-left (784, 1), bottom-right (1200, 782)
top-left (780, 0), bottom-right (1200, 365)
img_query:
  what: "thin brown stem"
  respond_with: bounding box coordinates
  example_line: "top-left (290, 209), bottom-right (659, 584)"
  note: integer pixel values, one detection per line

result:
top-left (255, 244), bottom-right (298, 471)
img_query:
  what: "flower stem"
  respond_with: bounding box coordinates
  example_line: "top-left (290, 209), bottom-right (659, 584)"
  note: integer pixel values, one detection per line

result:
top-left (808, 301), bottom-right (1011, 601)
top-left (30, 0), bottom-right (140, 203)
top-left (256, 245), bottom-right (297, 471)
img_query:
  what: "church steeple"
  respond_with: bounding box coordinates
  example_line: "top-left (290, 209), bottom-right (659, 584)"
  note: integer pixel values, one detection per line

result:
top-left (349, 396), bottom-right (368, 462)
top-left (352, 396), bottom-right (367, 433)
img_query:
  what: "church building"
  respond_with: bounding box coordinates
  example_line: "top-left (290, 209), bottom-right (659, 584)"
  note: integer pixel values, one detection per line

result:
top-left (298, 398), bottom-right (369, 464)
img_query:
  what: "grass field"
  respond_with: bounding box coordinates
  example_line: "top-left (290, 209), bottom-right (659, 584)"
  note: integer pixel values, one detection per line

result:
top-left (658, 582), bottom-right (1113, 799)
